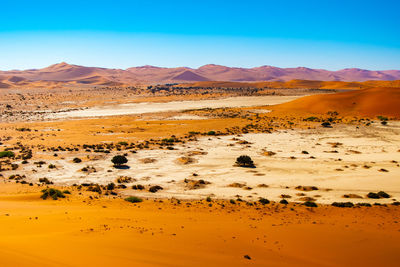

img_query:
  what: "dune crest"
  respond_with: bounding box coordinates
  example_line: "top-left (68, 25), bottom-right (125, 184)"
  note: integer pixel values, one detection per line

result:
top-left (272, 87), bottom-right (400, 117)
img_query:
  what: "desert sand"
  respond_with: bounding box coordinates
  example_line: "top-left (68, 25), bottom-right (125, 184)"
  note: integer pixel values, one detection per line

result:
top-left (0, 183), bottom-right (399, 267)
top-left (1, 84), bottom-right (400, 266)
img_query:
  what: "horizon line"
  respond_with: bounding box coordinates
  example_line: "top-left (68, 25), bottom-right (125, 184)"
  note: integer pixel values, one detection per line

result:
top-left (2, 61), bottom-right (399, 72)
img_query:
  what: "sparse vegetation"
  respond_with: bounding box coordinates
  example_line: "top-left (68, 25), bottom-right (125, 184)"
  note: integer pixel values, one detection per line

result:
top-left (235, 155), bottom-right (255, 168)
top-left (332, 202), bottom-right (354, 208)
top-left (111, 155), bottom-right (128, 167)
top-left (0, 151), bottom-right (15, 158)
top-left (367, 191), bottom-right (390, 199)
top-left (303, 201), bottom-right (318, 207)
top-left (73, 157), bottom-right (82, 163)
top-left (125, 196), bottom-right (143, 203)
top-left (40, 188), bottom-right (65, 200)
top-left (258, 198), bottom-right (270, 205)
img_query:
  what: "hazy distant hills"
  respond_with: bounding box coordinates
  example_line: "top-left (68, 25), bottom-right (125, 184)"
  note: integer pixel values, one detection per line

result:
top-left (1, 62), bottom-right (400, 88)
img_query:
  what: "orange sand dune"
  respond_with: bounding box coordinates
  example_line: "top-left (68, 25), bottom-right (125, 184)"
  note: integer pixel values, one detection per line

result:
top-left (272, 87), bottom-right (400, 117)
top-left (0, 184), bottom-right (399, 266)
top-left (179, 80), bottom-right (400, 90)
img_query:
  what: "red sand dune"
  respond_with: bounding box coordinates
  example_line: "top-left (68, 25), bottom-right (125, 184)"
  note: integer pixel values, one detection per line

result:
top-left (179, 80), bottom-right (400, 90)
top-left (1, 63), bottom-right (400, 85)
top-left (272, 87), bottom-right (400, 118)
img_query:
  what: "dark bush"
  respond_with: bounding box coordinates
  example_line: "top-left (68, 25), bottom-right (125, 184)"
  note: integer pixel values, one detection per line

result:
top-left (106, 183), bottom-right (115, 190)
top-left (132, 184), bottom-right (145, 190)
top-left (111, 155), bottom-right (128, 166)
top-left (303, 201), bottom-right (318, 207)
top-left (367, 191), bottom-right (390, 199)
top-left (258, 198), bottom-right (270, 205)
top-left (39, 178), bottom-right (53, 184)
top-left (280, 199), bottom-right (289, 205)
top-left (149, 185), bottom-right (163, 193)
top-left (332, 202), bottom-right (354, 208)
top-left (357, 203), bottom-right (372, 207)
top-left (321, 122), bottom-right (332, 128)
top-left (0, 151), bottom-right (15, 158)
top-left (40, 188), bottom-right (65, 200)
top-left (235, 155), bottom-right (255, 168)
top-left (87, 184), bottom-right (102, 194)
top-left (377, 191), bottom-right (390, 198)
top-left (73, 157), bottom-right (82, 163)
top-left (125, 196), bottom-right (143, 203)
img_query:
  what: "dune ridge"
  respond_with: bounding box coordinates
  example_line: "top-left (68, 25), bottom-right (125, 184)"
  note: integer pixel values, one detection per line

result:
top-left (1, 63), bottom-right (400, 88)
top-left (272, 87), bottom-right (400, 117)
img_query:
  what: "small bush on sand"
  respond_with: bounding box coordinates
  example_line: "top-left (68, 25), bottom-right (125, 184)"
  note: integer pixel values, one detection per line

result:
top-left (280, 199), bottom-right (289, 205)
top-left (321, 122), bottom-right (332, 128)
top-left (87, 184), bottom-right (102, 194)
top-left (367, 191), bottom-right (390, 199)
top-left (332, 202), bottom-right (354, 208)
top-left (303, 201), bottom-right (318, 207)
top-left (132, 184), bottom-right (145, 190)
top-left (48, 164), bottom-right (56, 169)
top-left (40, 188), bottom-right (65, 200)
top-left (39, 178), bottom-right (53, 184)
top-left (357, 203), bottom-right (372, 207)
top-left (0, 151), bottom-right (15, 158)
top-left (111, 155), bottom-right (128, 167)
top-left (149, 185), bottom-right (163, 193)
top-left (125, 196), bottom-right (143, 203)
top-left (73, 157), bottom-right (82, 163)
top-left (259, 198), bottom-right (270, 205)
top-left (377, 191), bottom-right (390, 198)
top-left (235, 155), bottom-right (255, 168)
top-left (106, 183), bottom-right (115, 190)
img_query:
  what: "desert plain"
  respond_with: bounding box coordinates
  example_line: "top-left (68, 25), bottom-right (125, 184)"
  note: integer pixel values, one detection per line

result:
top-left (1, 79), bottom-right (400, 266)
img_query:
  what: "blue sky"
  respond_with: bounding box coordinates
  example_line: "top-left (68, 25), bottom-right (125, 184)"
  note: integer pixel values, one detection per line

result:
top-left (0, 0), bottom-right (399, 70)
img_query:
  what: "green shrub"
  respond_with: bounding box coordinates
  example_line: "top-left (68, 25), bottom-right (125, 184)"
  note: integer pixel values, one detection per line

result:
top-left (0, 151), bottom-right (15, 158)
top-left (280, 199), bottom-right (289, 204)
top-left (206, 196), bottom-right (212, 202)
top-left (73, 157), bottom-right (82, 163)
top-left (111, 155), bottom-right (128, 166)
top-left (235, 155), bottom-right (255, 168)
top-left (132, 184), bottom-right (145, 190)
top-left (40, 188), bottom-right (65, 200)
top-left (106, 183), bottom-right (115, 190)
top-left (259, 198), bottom-right (270, 205)
top-left (39, 178), bottom-right (53, 184)
top-left (332, 202), bottom-right (354, 208)
top-left (321, 122), bottom-right (332, 128)
top-left (149, 185), bottom-right (163, 193)
top-left (303, 201), bottom-right (318, 207)
top-left (118, 141), bottom-right (129, 146)
top-left (377, 191), bottom-right (390, 198)
top-left (367, 191), bottom-right (390, 199)
top-left (125, 196), bottom-right (143, 203)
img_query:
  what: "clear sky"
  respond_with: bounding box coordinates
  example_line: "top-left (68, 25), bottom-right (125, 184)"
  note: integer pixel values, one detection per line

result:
top-left (0, 0), bottom-right (399, 70)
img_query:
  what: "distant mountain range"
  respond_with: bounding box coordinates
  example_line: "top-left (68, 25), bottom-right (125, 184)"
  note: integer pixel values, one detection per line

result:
top-left (1, 62), bottom-right (400, 88)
